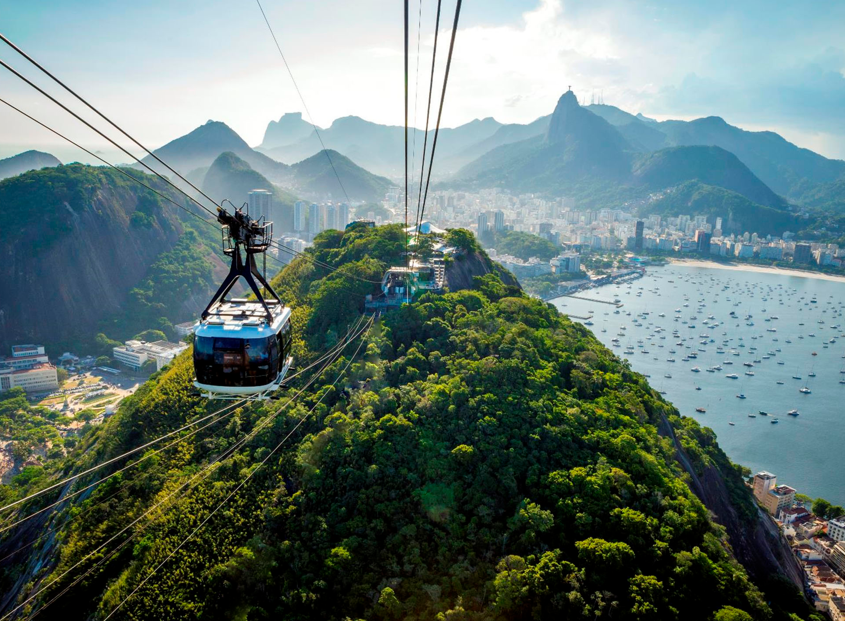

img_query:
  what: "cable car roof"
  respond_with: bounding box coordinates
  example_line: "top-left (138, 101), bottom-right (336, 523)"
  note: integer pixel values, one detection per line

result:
top-left (196, 299), bottom-right (290, 339)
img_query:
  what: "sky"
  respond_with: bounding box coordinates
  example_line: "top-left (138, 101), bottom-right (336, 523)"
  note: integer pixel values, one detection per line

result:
top-left (1, 0), bottom-right (844, 161)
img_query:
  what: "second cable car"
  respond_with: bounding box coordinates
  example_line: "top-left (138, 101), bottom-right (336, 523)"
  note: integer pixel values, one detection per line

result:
top-left (193, 207), bottom-right (292, 400)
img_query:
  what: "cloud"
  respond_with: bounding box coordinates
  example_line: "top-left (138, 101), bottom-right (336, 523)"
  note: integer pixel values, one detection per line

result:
top-left (441, 0), bottom-right (845, 157)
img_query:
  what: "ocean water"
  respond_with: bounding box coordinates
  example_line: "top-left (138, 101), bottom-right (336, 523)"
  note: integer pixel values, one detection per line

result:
top-left (552, 263), bottom-right (845, 506)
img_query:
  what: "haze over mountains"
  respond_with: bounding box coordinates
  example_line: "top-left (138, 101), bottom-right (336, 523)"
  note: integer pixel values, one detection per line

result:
top-left (0, 150), bottom-right (61, 181)
top-left (4, 87), bottom-right (845, 229)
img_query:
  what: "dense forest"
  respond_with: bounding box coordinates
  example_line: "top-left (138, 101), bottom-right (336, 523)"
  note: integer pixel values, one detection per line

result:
top-left (0, 225), bottom-right (820, 620)
top-left (484, 230), bottom-right (559, 262)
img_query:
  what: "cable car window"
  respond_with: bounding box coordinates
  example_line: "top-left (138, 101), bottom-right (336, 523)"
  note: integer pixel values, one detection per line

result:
top-left (245, 338), bottom-right (270, 363)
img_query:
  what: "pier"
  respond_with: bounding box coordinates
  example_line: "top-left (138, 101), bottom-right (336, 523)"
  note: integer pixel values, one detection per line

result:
top-left (559, 294), bottom-right (622, 306)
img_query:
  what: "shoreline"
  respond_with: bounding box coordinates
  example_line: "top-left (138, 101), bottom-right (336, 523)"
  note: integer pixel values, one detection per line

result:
top-left (666, 258), bottom-right (845, 284)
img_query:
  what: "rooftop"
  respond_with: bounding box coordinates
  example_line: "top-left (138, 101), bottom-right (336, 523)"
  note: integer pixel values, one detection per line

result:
top-left (782, 507), bottom-right (809, 516)
top-left (0, 362), bottom-right (55, 375)
top-left (771, 485), bottom-right (796, 497)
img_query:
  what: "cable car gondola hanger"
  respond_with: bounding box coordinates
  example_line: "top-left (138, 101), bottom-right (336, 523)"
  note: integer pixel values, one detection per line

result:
top-left (193, 206), bottom-right (293, 401)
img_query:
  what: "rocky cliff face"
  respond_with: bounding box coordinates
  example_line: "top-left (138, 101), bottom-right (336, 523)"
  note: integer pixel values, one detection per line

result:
top-left (0, 165), bottom-right (183, 348)
top-left (657, 413), bottom-right (804, 588)
top-left (444, 250), bottom-right (520, 291)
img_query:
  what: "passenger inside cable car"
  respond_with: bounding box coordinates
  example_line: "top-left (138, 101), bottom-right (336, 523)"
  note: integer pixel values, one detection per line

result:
top-left (194, 322), bottom-right (291, 388)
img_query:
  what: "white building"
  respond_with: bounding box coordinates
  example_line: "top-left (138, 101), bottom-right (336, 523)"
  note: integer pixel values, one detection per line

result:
top-left (248, 190), bottom-right (273, 223)
top-left (308, 203), bottom-right (321, 235)
top-left (551, 253), bottom-right (581, 274)
top-left (759, 245), bottom-right (784, 260)
top-left (735, 243), bottom-right (755, 259)
top-left (0, 362), bottom-right (59, 393)
top-left (337, 203), bottom-right (350, 230)
top-left (113, 340), bottom-right (189, 371)
top-left (0, 344), bottom-right (49, 372)
top-left (293, 201), bottom-right (305, 232)
top-left (493, 210), bottom-right (505, 232)
top-left (174, 321), bottom-right (198, 337)
top-left (830, 517), bottom-right (845, 543)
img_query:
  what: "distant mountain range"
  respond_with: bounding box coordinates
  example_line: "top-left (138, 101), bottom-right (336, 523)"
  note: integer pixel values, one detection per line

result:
top-left (449, 91), bottom-right (813, 235)
top-left (138, 121), bottom-right (291, 184)
top-left (0, 150), bottom-right (61, 181)
top-left (253, 95), bottom-right (845, 219)
top-left (257, 113), bottom-right (506, 177)
top-left (3, 87), bottom-right (844, 236)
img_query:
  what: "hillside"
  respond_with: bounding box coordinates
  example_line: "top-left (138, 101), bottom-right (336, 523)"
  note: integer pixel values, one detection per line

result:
top-left (0, 225), bottom-right (818, 621)
top-left (453, 93), bottom-right (636, 203)
top-left (140, 121), bottom-right (291, 183)
top-left (0, 164), bottom-right (190, 350)
top-left (632, 146), bottom-right (790, 210)
top-left (290, 149), bottom-right (394, 202)
top-left (454, 93), bottom-right (802, 225)
top-left (657, 116), bottom-right (845, 199)
top-left (201, 151), bottom-right (297, 232)
top-left (641, 181), bottom-right (800, 236)
top-left (0, 150), bottom-right (61, 180)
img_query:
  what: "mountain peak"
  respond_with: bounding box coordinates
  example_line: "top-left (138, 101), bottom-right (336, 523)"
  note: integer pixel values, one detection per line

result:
top-left (544, 89), bottom-right (589, 145)
top-left (279, 112), bottom-right (303, 121)
top-left (260, 112), bottom-right (315, 150)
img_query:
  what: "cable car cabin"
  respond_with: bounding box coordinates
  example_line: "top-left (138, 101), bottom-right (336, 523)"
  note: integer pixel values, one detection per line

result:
top-left (194, 299), bottom-right (292, 399)
top-left (193, 206), bottom-right (293, 400)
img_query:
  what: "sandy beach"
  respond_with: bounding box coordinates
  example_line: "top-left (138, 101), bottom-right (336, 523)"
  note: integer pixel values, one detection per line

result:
top-left (666, 258), bottom-right (845, 284)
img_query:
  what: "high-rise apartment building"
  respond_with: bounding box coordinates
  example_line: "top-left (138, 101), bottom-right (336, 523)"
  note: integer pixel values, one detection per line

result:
top-left (793, 243), bottom-right (812, 264)
top-left (493, 210), bottom-right (505, 232)
top-left (248, 190), bottom-right (273, 223)
top-left (294, 201), bottom-right (305, 233)
top-left (308, 203), bottom-right (321, 235)
top-left (337, 203), bottom-right (350, 230)
top-left (477, 212), bottom-right (489, 234)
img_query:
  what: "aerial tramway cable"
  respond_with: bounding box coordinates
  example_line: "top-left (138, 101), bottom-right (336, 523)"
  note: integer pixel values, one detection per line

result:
top-left (413, 0), bottom-right (443, 239)
top-left (0, 402), bottom-right (245, 535)
top-left (2, 315), bottom-right (372, 621)
top-left (253, 0), bottom-right (351, 206)
top-left (409, 0), bottom-right (424, 204)
top-left (100, 315), bottom-right (374, 620)
top-left (417, 0), bottom-right (463, 231)
top-left (0, 313), bottom-right (367, 535)
top-left (0, 32), bottom-right (221, 216)
top-left (404, 0), bottom-right (410, 246)
top-left (0, 39), bottom-right (380, 284)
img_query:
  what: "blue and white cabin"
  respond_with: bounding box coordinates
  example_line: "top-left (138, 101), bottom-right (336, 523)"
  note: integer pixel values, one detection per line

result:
top-left (193, 298), bottom-right (292, 400)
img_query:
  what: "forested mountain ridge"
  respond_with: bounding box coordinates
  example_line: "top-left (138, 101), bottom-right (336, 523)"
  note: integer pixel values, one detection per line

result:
top-left (0, 226), bottom-right (818, 620)
top-left (289, 149), bottom-right (395, 202)
top-left (0, 163), bottom-right (209, 352)
top-left (632, 146), bottom-right (790, 210)
top-left (452, 92), bottom-right (804, 234)
top-left (139, 120), bottom-right (291, 183)
top-left (641, 181), bottom-right (801, 236)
